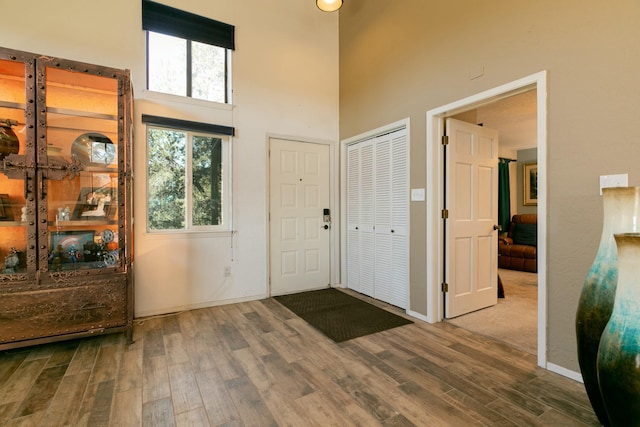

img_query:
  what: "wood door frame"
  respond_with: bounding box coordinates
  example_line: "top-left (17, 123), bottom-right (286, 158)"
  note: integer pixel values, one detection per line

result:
top-left (425, 71), bottom-right (548, 368)
top-left (266, 135), bottom-right (339, 296)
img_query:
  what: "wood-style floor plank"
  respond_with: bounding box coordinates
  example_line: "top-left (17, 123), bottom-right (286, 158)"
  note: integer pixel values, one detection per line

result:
top-left (167, 362), bottom-right (203, 415)
top-left (14, 364), bottom-right (68, 418)
top-left (142, 397), bottom-right (175, 427)
top-left (225, 375), bottom-right (278, 426)
top-left (41, 373), bottom-right (88, 425)
top-left (0, 293), bottom-right (600, 426)
top-left (109, 387), bottom-right (142, 427)
top-left (142, 356), bottom-right (171, 404)
top-left (195, 368), bottom-right (242, 426)
top-left (0, 359), bottom-right (48, 406)
top-left (87, 379), bottom-right (116, 427)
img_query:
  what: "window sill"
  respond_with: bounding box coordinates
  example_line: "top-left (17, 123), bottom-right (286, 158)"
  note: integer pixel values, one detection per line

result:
top-left (143, 230), bottom-right (235, 240)
top-left (140, 90), bottom-right (234, 111)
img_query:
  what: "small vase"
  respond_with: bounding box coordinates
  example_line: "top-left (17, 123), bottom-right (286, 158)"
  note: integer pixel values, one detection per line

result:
top-left (575, 187), bottom-right (640, 426)
top-left (597, 233), bottom-right (640, 426)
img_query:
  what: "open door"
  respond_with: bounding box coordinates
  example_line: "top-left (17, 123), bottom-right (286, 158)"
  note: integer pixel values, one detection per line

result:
top-left (444, 118), bottom-right (499, 318)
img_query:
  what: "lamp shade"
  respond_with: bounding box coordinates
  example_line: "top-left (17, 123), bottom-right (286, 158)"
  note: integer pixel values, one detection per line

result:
top-left (316, 0), bottom-right (342, 12)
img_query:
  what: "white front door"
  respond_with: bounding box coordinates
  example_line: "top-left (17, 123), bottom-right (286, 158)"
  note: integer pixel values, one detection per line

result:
top-left (445, 118), bottom-right (499, 318)
top-left (269, 138), bottom-right (331, 296)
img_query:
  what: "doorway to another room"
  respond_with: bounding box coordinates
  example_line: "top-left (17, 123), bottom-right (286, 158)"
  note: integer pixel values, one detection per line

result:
top-left (445, 90), bottom-right (539, 356)
top-left (426, 72), bottom-right (547, 367)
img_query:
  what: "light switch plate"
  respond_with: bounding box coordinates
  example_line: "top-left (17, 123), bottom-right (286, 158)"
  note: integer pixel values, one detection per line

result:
top-left (411, 188), bottom-right (425, 202)
top-left (600, 174), bottom-right (628, 195)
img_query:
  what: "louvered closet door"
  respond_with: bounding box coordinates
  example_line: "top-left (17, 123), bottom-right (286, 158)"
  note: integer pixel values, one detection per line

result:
top-left (346, 144), bottom-right (361, 293)
top-left (390, 130), bottom-right (409, 308)
top-left (357, 140), bottom-right (376, 298)
top-left (374, 135), bottom-right (394, 305)
top-left (346, 140), bottom-right (375, 298)
top-left (346, 128), bottom-right (409, 309)
top-left (374, 130), bottom-right (409, 309)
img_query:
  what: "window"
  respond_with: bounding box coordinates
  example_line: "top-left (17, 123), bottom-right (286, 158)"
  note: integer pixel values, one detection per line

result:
top-left (144, 115), bottom-right (234, 232)
top-left (142, 0), bottom-right (235, 103)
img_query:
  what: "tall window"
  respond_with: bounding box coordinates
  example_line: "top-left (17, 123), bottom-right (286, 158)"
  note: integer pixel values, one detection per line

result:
top-left (142, 0), bottom-right (234, 103)
top-left (144, 116), bottom-right (233, 232)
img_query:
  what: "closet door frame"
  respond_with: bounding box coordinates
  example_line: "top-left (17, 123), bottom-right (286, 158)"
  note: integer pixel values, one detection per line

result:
top-left (341, 119), bottom-right (410, 309)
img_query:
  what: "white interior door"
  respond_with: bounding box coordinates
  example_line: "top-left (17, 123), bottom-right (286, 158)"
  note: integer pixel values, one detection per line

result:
top-left (445, 118), bottom-right (499, 318)
top-left (269, 138), bottom-right (331, 295)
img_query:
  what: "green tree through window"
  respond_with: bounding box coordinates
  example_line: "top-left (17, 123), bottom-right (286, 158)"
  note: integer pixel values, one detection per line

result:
top-left (192, 135), bottom-right (223, 226)
top-left (147, 127), bottom-right (227, 231)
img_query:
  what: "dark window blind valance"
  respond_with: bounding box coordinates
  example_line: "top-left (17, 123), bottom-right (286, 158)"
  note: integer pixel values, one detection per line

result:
top-left (142, 114), bottom-right (235, 136)
top-left (142, 0), bottom-right (235, 50)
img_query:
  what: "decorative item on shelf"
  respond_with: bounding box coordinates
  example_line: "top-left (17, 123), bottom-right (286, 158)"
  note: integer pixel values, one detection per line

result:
top-left (20, 206), bottom-right (27, 222)
top-left (575, 186), bottom-right (640, 426)
top-left (101, 228), bottom-right (114, 243)
top-left (72, 186), bottom-right (116, 220)
top-left (71, 132), bottom-right (116, 167)
top-left (597, 233), bottom-right (640, 426)
top-left (49, 230), bottom-right (95, 269)
top-left (49, 244), bottom-right (64, 272)
top-left (0, 118), bottom-right (19, 161)
top-left (0, 194), bottom-right (14, 221)
top-left (2, 247), bottom-right (20, 274)
top-left (57, 206), bottom-right (71, 222)
top-left (101, 229), bottom-right (118, 252)
top-left (104, 250), bottom-right (119, 266)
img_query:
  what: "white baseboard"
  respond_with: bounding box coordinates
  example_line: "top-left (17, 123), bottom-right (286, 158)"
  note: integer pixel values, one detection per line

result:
top-left (546, 362), bottom-right (584, 383)
top-left (406, 309), bottom-right (431, 323)
top-left (135, 293), bottom-right (267, 319)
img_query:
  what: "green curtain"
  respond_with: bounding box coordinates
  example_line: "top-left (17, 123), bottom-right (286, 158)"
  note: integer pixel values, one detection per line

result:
top-left (498, 159), bottom-right (512, 231)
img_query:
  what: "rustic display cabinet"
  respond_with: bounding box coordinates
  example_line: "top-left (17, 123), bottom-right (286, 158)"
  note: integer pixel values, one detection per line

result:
top-left (0, 47), bottom-right (133, 350)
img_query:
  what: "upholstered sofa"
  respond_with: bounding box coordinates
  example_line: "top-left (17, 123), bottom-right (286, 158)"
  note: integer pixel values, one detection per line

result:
top-left (498, 214), bottom-right (537, 273)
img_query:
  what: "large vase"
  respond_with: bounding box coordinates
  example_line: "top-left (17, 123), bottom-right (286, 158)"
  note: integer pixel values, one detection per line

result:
top-left (597, 233), bottom-right (640, 426)
top-left (575, 186), bottom-right (640, 426)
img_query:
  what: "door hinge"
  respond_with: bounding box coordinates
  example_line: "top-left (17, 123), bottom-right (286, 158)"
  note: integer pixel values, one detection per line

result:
top-left (442, 135), bottom-right (449, 145)
top-left (441, 209), bottom-right (449, 219)
top-left (442, 282), bottom-right (449, 292)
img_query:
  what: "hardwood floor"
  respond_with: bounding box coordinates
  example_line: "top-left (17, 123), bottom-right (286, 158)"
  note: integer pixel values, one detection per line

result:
top-left (0, 293), bottom-right (598, 426)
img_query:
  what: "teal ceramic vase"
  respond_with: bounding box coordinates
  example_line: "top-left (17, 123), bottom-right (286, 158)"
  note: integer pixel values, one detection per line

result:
top-left (597, 233), bottom-right (640, 426)
top-left (575, 187), bottom-right (640, 426)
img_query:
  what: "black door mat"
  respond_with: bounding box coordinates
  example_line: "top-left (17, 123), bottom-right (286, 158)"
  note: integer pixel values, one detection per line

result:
top-left (274, 288), bottom-right (413, 343)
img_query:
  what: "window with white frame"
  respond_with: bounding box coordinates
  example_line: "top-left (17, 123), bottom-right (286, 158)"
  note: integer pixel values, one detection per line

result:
top-left (144, 115), bottom-right (233, 232)
top-left (142, 0), bottom-right (234, 103)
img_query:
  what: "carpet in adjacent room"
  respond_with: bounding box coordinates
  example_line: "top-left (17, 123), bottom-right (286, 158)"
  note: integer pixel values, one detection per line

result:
top-left (446, 268), bottom-right (538, 354)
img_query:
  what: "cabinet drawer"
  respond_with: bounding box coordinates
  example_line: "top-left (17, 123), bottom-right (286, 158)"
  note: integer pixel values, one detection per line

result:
top-left (0, 279), bottom-right (127, 344)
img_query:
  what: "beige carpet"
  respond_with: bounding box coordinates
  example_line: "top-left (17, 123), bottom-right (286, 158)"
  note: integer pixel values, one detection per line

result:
top-left (446, 268), bottom-right (538, 354)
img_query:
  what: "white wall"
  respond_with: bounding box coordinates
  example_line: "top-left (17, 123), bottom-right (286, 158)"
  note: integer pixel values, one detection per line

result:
top-left (0, 0), bottom-right (339, 316)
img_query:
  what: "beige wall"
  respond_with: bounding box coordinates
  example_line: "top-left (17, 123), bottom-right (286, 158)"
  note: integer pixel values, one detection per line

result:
top-left (339, 0), bottom-right (640, 371)
top-left (0, 0), bottom-right (339, 316)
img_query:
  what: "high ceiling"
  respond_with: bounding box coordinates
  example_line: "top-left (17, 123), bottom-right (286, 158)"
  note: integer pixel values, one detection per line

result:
top-left (476, 90), bottom-right (537, 151)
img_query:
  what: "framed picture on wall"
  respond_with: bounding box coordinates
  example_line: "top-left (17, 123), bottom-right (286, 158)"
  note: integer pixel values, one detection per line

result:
top-left (523, 163), bottom-right (538, 206)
